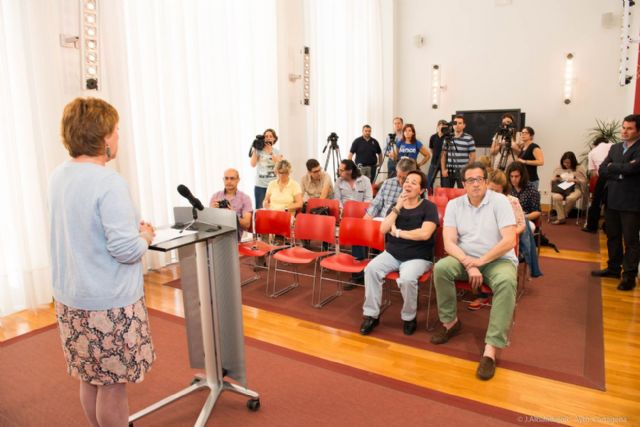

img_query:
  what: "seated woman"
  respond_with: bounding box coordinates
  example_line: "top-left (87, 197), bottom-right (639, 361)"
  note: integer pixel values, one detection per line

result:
top-left (550, 151), bottom-right (587, 225)
top-left (360, 170), bottom-right (439, 336)
top-left (506, 162), bottom-right (541, 230)
top-left (263, 159), bottom-right (303, 212)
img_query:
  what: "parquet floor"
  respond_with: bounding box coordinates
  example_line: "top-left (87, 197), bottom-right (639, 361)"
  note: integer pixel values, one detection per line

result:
top-left (1, 231), bottom-right (639, 426)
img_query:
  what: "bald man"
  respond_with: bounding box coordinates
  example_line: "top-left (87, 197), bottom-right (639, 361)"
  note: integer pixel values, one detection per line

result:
top-left (210, 168), bottom-right (253, 236)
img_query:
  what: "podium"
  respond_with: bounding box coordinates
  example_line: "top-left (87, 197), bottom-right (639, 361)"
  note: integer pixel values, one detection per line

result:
top-left (129, 207), bottom-right (260, 426)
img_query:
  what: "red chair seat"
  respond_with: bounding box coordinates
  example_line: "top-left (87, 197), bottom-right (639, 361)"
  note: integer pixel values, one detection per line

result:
top-left (239, 240), bottom-right (285, 257)
top-left (320, 253), bottom-right (371, 273)
top-left (385, 270), bottom-right (432, 282)
top-left (273, 246), bottom-right (332, 264)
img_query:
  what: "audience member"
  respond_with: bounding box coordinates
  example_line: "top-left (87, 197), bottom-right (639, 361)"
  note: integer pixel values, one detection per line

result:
top-left (583, 137), bottom-right (614, 233)
top-left (515, 126), bottom-right (544, 190)
top-left (550, 151), bottom-right (586, 225)
top-left (349, 125), bottom-right (382, 183)
top-left (441, 115), bottom-right (476, 188)
top-left (263, 159), bottom-right (303, 212)
top-left (209, 168), bottom-right (253, 239)
top-left (250, 128), bottom-right (283, 208)
top-left (431, 162), bottom-right (517, 381)
top-left (427, 119), bottom-right (448, 191)
top-left (591, 114), bottom-right (640, 291)
top-left (301, 158), bottom-right (334, 200)
top-left (507, 162), bottom-right (541, 225)
top-left (365, 158), bottom-right (417, 219)
top-left (389, 123), bottom-right (431, 169)
top-left (50, 97), bottom-right (156, 426)
top-left (360, 170), bottom-right (439, 336)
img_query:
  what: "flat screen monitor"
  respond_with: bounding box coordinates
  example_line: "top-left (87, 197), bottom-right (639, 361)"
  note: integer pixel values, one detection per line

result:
top-left (454, 109), bottom-right (525, 148)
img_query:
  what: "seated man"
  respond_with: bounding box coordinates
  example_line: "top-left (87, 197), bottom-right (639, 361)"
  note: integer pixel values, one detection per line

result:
top-left (301, 158), bottom-right (334, 200)
top-left (209, 168), bottom-right (252, 239)
top-left (431, 162), bottom-right (517, 381)
top-left (364, 158), bottom-right (417, 219)
top-left (360, 170), bottom-right (438, 336)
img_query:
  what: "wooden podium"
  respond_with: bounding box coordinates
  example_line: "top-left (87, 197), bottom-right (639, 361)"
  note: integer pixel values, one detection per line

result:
top-left (129, 207), bottom-right (260, 426)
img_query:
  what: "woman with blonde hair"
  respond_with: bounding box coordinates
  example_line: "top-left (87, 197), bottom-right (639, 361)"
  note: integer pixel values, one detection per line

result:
top-left (50, 97), bottom-right (156, 426)
top-left (263, 159), bottom-right (303, 212)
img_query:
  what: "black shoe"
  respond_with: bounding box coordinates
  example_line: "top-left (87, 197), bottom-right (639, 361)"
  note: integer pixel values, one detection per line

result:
top-left (342, 283), bottom-right (356, 291)
top-left (581, 227), bottom-right (597, 234)
top-left (617, 276), bottom-right (637, 291)
top-left (403, 318), bottom-right (417, 336)
top-left (351, 273), bottom-right (364, 285)
top-left (360, 316), bottom-right (379, 335)
top-left (591, 268), bottom-right (621, 278)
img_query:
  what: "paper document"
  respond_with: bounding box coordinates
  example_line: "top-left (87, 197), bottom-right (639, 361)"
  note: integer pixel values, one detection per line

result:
top-left (557, 181), bottom-right (575, 190)
top-left (152, 227), bottom-right (197, 245)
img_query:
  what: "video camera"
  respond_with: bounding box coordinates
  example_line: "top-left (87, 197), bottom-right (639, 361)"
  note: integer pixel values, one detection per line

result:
top-left (248, 134), bottom-right (269, 157)
top-left (440, 121), bottom-right (455, 138)
top-left (323, 132), bottom-right (339, 153)
top-left (497, 123), bottom-right (515, 147)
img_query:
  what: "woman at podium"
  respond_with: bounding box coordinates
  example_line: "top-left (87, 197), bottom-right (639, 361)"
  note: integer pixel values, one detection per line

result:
top-left (49, 97), bottom-right (156, 426)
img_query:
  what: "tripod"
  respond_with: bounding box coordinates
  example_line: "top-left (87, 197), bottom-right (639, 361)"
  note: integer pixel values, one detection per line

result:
top-left (496, 136), bottom-right (516, 171)
top-left (441, 134), bottom-right (461, 188)
top-left (323, 139), bottom-right (342, 180)
top-left (376, 133), bottom-right (399, 180)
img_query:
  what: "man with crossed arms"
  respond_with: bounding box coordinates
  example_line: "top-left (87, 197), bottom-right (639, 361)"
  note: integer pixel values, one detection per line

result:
top-left (431, 161), bottom-right (517, 381)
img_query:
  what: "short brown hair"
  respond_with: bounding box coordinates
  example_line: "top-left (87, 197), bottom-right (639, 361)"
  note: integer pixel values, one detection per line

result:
top-left (489, 169), bottom-right (509, 194)
top-left (61, 97), bottom-right (119, 158)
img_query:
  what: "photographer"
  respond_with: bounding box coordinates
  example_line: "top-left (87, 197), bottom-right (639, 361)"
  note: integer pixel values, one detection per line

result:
top-left (209, 168), bottom-right (253, 238)
top-left (440, 115), bottom-right (476, 188)
top-left (490, 113), bottom-right (522, 171)
top-left (250, 128), bottom-right (283, 208)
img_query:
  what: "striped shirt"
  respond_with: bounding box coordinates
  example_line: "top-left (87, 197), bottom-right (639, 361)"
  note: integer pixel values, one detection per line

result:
top-left (366, 177), bottom-right (403, 218)
top-left (444, 133), bottom-right (476, 170)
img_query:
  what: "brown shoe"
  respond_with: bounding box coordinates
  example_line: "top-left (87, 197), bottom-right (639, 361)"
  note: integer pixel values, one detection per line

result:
top-left (476, 356), bottom-right (496, 381)
top-left (430, 320), bottom-right (462, 345)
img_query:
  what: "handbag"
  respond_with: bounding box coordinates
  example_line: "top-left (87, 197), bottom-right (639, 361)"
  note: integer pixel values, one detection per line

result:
top-left (309, 206), bottom-right (330, 216)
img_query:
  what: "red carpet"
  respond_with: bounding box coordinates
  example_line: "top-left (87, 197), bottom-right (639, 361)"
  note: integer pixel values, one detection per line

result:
top-left (239, 256), bottom-right (605, 390)
top-left (539, 213), bottom-right (600, 253)
top-left (0, 311), bottom-right (538, 426)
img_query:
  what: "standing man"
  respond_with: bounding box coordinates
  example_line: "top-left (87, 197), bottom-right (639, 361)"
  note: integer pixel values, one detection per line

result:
top-left (365, 158), bottom-right (417, 219)
top-left (431, 162), bottom-right (517, 381)
top-left (582, 137), bottom-right (613, 233)
top-left (591, 115), bottom-right (640, 291)
top-left (210, 168), bottom-right (253, 239)
top-left (427, 120), bottom-right (447, 191)
top-left (301, 158), bottom-right (334, 200)
top-left (349, 125), bottom-right (382, 183)
top-left (383, 117), bottom-right (404, 179)
top-left (441, 115), bottom-right (476, 188)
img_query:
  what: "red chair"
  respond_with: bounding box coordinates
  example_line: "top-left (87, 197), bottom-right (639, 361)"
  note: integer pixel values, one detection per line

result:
top-left (238, 209), bottom-right (291, 287)
top-left (342, 200), bottom-right (371, 218)
top-left (434, 187), bottom-right (465, 200)
top-left (316, 218), bottom-right (385, 307)
top-left (269, 214), bottom-right (335, 298)
top-left (306, 198), bottom-right (340, 222)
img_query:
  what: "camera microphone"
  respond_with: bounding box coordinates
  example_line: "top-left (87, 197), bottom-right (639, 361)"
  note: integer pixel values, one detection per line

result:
top-left (177, 184), bottom-right (204, 211)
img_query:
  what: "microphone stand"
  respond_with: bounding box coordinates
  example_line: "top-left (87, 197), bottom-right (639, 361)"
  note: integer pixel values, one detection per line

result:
top-left (179, 207), bottom-right (199, 234)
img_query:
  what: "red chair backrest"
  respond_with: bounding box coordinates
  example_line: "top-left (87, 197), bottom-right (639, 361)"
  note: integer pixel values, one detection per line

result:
top-left (433, 187), bottom-right (447, 198)
top-left (338, 217), bottom-right (385, 251)
top-left (293, 213), bottom-right (336, 243)
top-left (254, 209), bottom-right (292, 237)
top-left (431, 195), bottom-right (448, 207)
top-left (434, 226), bottom-right (445, 259)
top-left (446, 188), bottom-right (467, 200)
top-left (342, 200), bottom-right (371, 218)
top-left (306, 198), bottom-right (340, 221)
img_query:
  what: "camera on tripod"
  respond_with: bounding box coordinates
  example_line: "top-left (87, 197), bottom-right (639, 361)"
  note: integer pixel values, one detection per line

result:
top-left (497, 123), bottom-right (515, 140)
top-left (440, 121), bottom-right (455, 138)
top-left (323, 132), bottom-right (339, 152)
top-left (248, 134), bottom-right (269, 157)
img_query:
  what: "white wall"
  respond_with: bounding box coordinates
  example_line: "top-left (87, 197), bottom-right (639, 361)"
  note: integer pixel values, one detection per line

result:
top-left (394, 0), bottom-right (638, 201)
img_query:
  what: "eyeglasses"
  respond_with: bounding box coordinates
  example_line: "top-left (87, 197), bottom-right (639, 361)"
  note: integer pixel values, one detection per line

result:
top-left (463, 177), bottom-right (485, 184)
top-left (224, 176), bottom-right (238, 180)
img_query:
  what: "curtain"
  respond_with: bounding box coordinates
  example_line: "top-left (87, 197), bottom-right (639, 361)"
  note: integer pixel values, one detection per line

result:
top-left (304, 0), bottom-right (385, 174)
top-left (0, 0), bottom-right (65, 316)
top-left (101, 0), bottom-right (279, 268)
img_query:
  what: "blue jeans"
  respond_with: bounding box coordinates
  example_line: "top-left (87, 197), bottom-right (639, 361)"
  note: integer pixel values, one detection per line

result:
top-left (254, 186), bottom-right (267, 209)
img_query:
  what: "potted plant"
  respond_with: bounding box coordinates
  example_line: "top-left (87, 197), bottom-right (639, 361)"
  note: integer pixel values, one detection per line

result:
top-left (579, 119), bottom-right (622, 170)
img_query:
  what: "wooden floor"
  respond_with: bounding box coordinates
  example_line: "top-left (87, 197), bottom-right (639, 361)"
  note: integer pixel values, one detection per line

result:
top-left (2, 232), bottom-right (639, 426)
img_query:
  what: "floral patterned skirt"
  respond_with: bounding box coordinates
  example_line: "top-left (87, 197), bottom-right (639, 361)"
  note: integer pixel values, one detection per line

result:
top-left (54, 297), bottom-right (156, 385)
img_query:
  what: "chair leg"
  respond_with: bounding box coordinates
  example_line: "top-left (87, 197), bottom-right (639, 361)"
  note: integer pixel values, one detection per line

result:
top-left (267, 259), bottom-right (300, 298)
top-left (240, 258), bottom-right (260, 287)
top-left (313, 268), bottom-right (342, 308)
top-left (380, 280), bottom-right (392, 315)
top-left (425, 277), bottom-right (437, 331)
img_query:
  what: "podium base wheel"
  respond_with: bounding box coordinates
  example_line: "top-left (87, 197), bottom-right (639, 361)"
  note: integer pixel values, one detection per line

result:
top-left (247, 398), bottom-right (261, 411)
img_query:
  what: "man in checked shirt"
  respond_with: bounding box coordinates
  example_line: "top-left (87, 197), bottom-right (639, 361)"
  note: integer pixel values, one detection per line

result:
top-left (364, 157), bottom-right (418, 219)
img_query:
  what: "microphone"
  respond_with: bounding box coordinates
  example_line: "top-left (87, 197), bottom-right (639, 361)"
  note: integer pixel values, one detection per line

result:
top-left (177, 184), bottom-right (204, 211)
